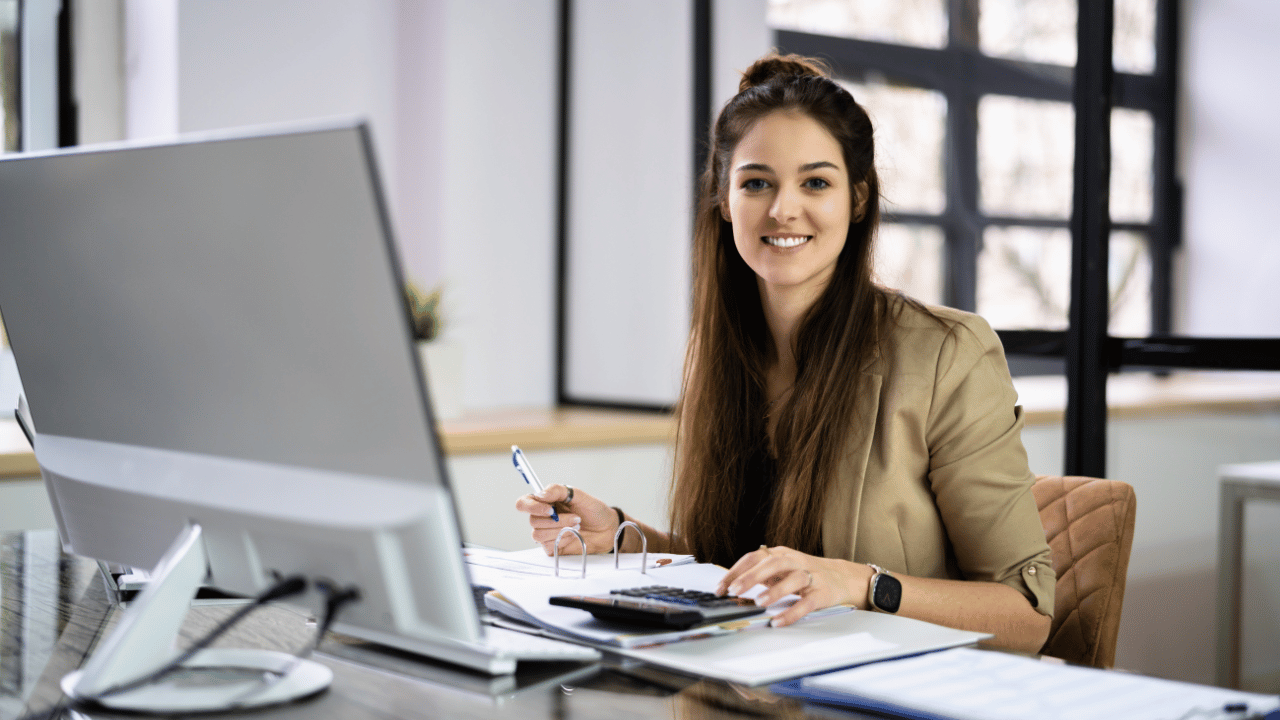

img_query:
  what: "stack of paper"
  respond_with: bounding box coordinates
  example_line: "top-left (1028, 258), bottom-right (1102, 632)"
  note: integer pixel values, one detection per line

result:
top-left (464, 548), bottom-right (990, 686)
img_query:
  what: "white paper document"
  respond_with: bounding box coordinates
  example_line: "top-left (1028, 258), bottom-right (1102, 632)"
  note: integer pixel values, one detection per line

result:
top-left (621, 610), bottom-right (987, 686)
top-left (713, 632), bottom-right (898, 676)
top-left (464, 547), bottom-right (693, 578)
top-left (802, 647), bottom-right (1280, 720)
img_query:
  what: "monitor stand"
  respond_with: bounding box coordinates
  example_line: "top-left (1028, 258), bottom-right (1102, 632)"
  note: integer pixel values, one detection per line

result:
top-left (61, 524), bottom-right (332, 713)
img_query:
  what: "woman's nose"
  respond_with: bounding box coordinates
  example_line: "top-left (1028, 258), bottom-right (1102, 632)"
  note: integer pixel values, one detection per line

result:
top-left (769, 187), bottom-right (799, 224)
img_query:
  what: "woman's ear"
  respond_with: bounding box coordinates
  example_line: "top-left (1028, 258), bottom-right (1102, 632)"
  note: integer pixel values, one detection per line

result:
top-left (720, 200), bottom-right (732, 223)
top-left (852, 181), bottom-right (869, 222)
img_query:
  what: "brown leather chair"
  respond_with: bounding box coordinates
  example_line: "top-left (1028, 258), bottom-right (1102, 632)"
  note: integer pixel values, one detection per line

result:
top-left (1032, 475), bottom-right (1137, 668)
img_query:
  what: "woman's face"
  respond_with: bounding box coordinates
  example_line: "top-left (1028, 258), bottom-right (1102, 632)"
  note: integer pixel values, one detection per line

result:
top-left (723, 110), bottom-right (853, 302)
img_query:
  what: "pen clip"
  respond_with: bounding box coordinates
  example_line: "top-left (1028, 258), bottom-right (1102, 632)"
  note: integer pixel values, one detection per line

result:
top-left (553, 527), bottom-right (587, 578)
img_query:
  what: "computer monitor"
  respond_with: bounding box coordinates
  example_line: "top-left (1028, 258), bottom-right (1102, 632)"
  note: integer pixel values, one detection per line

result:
top-left (0, 121), bottom-right (567, 712)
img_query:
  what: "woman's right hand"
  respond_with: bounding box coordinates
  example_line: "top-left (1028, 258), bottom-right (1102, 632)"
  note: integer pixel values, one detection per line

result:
top-left (514, 484), bottom-right (620, 555)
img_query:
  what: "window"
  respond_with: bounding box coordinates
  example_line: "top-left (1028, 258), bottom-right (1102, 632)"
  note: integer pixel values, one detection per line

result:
top-left (0, 0), bottom-right (17, 153)
top-left (770, 0), bottom-right (1172, 347)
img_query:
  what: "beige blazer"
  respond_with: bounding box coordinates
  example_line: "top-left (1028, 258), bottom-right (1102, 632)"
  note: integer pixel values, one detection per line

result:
top-left (820, 299), bottom-right (1055, 616)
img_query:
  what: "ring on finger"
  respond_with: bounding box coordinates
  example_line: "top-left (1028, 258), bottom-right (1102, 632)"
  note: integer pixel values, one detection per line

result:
top-left (802, 570), bottom-right (813, 591)
top-left (758, 544), bottom-right (770, 556)
top-left (565, 485), bottom-right (574, 503)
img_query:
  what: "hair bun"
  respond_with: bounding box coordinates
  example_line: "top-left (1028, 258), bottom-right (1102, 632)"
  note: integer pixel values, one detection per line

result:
top-left (738, 52), bottom-right (831, 92)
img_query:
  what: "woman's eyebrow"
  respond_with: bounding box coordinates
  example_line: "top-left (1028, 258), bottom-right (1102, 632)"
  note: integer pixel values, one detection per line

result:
top-left (734, 160), bottom-right (841, 174)
top-left (800, 161), bottom-right (840, 172)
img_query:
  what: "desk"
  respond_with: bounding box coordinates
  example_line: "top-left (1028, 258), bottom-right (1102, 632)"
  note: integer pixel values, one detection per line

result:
top-left (1216, 460), bottom-right (1280, 689)
top-left (0, 530), bottom-right (836, 720)
top-left (6, 531), bottom-right (1277, 719)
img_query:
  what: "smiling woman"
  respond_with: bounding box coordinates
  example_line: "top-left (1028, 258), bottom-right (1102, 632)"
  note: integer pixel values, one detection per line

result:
top-left (725, 111), bottom-right (853, 304)
top-left (517, 52), bottom-right (1055, 654)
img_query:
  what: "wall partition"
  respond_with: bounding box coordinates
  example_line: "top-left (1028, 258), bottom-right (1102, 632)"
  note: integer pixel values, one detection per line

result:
top-left (556, 0), bottom-right (769, 410)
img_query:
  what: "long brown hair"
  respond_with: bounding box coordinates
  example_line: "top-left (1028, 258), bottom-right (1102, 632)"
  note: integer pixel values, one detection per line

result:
top-left (670, 53), bottom-right (895, 563)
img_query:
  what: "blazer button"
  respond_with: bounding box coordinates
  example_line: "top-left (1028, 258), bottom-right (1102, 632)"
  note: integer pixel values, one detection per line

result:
top-left (1026, 565), bottom-right (1037, 575)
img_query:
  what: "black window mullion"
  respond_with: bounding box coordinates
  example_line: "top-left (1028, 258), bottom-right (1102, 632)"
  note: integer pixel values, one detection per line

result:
top-left (943, 88), bottom-right (980, 313)
top-left (1149, 0), bottom-right (1181, 336)
top-left (941, 1), bottom-right (981, 314)
top-left (1065, 0), bottom-right (1115, 478)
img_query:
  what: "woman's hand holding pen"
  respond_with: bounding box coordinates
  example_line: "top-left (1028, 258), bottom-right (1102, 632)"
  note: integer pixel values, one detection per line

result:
top-left (715, 545), bottom-right (874, 628)
top-left (516, 485), bottom-right (620, 556)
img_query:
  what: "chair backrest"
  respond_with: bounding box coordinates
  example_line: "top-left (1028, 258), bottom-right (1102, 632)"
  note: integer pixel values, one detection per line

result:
top-left (1032, 475), bottom-right (1137, 668)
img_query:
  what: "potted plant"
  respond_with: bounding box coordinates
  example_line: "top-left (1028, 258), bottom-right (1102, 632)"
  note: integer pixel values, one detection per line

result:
top-left (404, 281), bottom-right (463, 420)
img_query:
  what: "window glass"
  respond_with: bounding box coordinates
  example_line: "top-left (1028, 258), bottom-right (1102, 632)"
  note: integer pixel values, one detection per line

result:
top-left (1108, 230), bottom-right (1151, 336)
top-left (1, 0), bottom-right (18, 152)
top-left (980, 0), bottom-right (1076, 67)
top-left (1113, 0), bottom-right (1157, 74)
top-left (978, 95), bottom-right (1074, 218)
top-left (978, 226), bottom-right (1152, 334)
top-left (840, 80), bottom-right (947, 215)
top-left (768, 0), bottom-right (947, 49)
top-left (978, 226), bottom-right (1071, 329)
top-left (1111, 108), bottom-right (1153, 222)
top-left (875, 224), bottom-right (945, 304)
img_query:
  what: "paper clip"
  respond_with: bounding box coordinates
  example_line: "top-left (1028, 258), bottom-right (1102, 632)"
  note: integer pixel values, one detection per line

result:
top-left (553, 527), bottom-right (587, 578)
top-left (613, 521), bottom-right (648, 574)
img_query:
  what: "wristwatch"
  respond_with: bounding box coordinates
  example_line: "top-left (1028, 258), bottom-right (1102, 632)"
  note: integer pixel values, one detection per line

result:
top-left (867, 564), bottom-right (902, 614)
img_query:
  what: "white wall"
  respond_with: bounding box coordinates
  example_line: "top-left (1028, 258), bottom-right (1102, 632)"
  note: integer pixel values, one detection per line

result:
top-left (1180, 0), bottom-right (1280, 336)
top-left (441, 0), bottom-right (558, 409)
top-left (564, 1), bottom-right (693, 406)
top-left (124, 0), bottom-right (555, 409)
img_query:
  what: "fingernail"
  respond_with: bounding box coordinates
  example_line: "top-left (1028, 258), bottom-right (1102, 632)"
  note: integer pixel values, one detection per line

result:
top-left (728, 584), bottom-right (741, 596)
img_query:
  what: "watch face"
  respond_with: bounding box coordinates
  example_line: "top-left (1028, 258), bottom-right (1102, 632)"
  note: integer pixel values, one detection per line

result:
top-left (873, 573), bottom-right (902, 613)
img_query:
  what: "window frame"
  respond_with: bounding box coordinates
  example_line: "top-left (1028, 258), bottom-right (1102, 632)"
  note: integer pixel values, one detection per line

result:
top-left (773, 3), bottom-right (1176, 335)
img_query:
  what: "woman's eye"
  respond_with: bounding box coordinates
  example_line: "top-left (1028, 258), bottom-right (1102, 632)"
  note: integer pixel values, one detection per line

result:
top-left (804, 177), bottom-right (831, 190)
top-left (742, 178), bottom-right (769, 191)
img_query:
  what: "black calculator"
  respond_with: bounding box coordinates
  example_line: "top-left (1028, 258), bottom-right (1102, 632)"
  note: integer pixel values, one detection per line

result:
top-left (549, 585), bottom-right (766, 629)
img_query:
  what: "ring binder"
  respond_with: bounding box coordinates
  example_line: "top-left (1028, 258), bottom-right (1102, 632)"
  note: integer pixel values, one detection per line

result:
top-left (613, 521), bottom-right (648, 574)
top-left (552, 527), bottom-right (587, 577)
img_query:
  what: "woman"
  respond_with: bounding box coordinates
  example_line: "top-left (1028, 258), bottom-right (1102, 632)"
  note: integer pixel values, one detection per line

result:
top-left (516, 53), bottom-right (1053, 653)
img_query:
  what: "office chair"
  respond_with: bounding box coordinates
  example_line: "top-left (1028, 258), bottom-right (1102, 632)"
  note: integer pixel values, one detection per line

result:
top-left (1032, 475), bottom-right (1137, 668)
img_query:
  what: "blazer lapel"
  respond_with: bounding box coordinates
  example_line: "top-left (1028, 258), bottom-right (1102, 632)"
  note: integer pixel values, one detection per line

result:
top-left (821, 371), bottom-right (882, 561)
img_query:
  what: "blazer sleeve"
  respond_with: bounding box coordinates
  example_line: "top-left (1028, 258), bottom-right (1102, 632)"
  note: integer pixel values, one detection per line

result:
top-left (924, 314), bottom-right (1055, 617)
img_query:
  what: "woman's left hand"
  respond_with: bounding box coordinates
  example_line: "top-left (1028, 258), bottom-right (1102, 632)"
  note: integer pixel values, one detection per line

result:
top-left (715, 545), bottom-right (872, 627)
